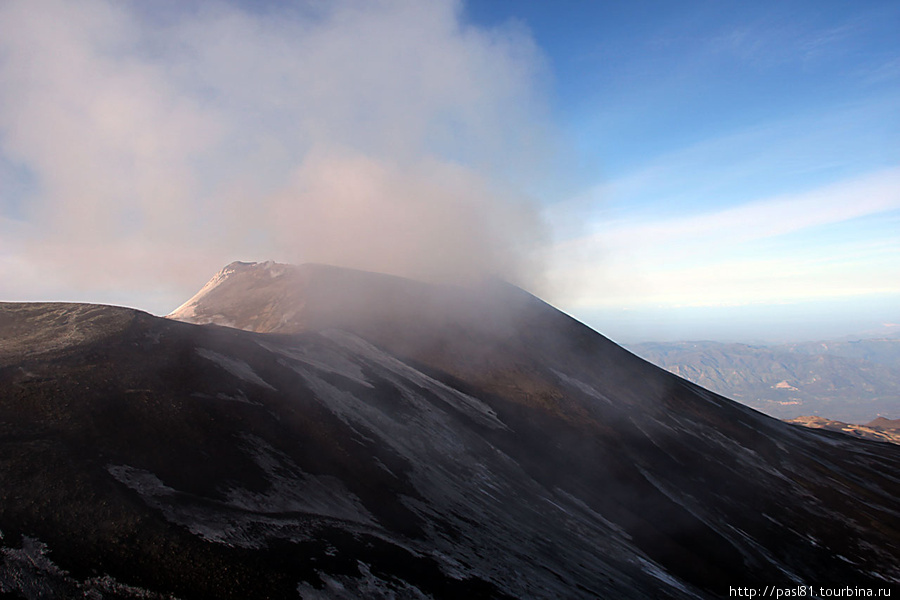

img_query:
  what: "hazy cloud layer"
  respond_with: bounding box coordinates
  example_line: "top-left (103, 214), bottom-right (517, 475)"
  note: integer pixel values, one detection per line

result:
top-left (0, 0), bottom-right (550, 312)
top-left (549, 168), bottom-right (900, 309)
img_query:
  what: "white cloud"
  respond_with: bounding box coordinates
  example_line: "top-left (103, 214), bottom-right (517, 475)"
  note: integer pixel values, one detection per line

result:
top-left (549, 168), bottom-right (900, 309)
top-left (607, 167), bottom-right (899, 248)
top-left (0, 0), bottom-right (550, 312)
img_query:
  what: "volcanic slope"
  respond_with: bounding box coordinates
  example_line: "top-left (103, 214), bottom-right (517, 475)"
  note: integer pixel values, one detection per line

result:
top-left (1, 262), bottom-right (898, 599)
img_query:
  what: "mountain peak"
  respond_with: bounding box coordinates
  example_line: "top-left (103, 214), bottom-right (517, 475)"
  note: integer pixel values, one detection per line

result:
top-left (167, 261), bottom-right (341, 331)
top-left (166, 260), bottom-right (541, 337)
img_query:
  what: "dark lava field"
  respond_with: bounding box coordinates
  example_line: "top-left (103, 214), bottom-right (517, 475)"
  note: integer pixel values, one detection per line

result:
top-left (1, 262), bottom-right (898, 598)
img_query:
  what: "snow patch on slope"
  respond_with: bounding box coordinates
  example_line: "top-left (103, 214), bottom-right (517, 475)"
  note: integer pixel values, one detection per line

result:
top-left (257, 338), bottom-right (373, 389)
top-left (322, 330), bottom-right (507, 430)
top-left (107, 446), bottom-right (376, 550)
top-left (296, 561), bottom-right (432, 599)
top-left (227, 434), bottom-right (376, 525)
top-left (552, 369), bottom-right (613, 406)
top-left (196, 348), bottom-right (277, 390)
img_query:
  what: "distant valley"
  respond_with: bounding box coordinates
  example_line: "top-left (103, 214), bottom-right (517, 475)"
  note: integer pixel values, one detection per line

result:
top-left (626, 337), bottom-right (900, 423)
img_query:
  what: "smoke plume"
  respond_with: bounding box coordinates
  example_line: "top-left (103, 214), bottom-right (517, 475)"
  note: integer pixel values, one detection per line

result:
top-left (0, 0), bottom-right (551, 312)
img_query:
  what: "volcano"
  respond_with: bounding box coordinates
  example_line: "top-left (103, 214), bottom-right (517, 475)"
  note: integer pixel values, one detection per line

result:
top-left (1, 261), bottom-right (898, 599)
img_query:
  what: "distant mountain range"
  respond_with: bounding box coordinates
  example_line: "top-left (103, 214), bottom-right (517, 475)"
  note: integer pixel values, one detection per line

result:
top-left (626, 339), bottom-right (900, 423)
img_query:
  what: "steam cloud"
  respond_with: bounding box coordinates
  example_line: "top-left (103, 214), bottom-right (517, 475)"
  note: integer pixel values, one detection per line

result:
top-left (0, 0), bottom-right (551, 311)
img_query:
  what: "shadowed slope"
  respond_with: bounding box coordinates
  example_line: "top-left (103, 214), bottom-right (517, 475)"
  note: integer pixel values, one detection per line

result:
top-left (0, 263), bottom-right (898, 598)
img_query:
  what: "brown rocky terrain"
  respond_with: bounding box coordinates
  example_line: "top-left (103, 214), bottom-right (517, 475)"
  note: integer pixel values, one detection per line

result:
top-left (786, 415), bottom-right (900, 445)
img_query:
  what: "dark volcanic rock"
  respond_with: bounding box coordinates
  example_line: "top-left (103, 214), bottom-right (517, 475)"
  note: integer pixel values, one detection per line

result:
top-left (1, 263), bottom-right (899, 599)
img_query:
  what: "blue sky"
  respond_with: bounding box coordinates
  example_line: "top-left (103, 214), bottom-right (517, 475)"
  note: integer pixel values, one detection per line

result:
top-left (469, 1), bottom-right (899, 187)
top-left (0, 0), bottom-right (897, 343)
top-left (467, 0), bottom-right (900, 342)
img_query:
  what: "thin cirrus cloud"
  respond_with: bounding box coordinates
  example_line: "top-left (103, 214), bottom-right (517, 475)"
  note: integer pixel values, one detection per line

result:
top-left (548, 167), bottom-right (900, 309)
top-left (602, 96), bottom-right (897, 215)
top-left (0, 0), bottom-right (551, 313)
top-left (608, 168), bottom-right (900, 248)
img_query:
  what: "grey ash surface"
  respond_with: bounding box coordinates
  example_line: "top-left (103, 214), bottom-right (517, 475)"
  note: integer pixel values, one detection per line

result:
top-left (1, 263), bottom-right (899, 599)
